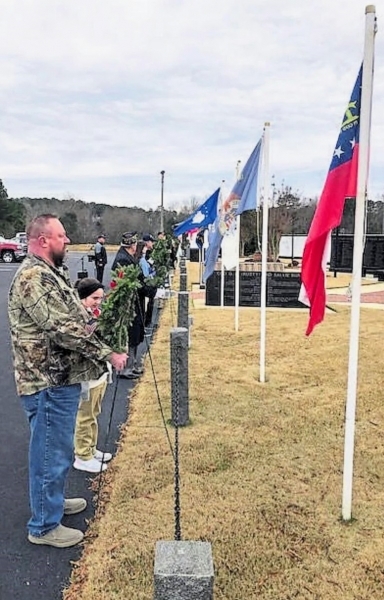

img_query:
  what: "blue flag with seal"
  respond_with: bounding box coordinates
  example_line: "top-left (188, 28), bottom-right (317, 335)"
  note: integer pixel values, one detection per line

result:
top-left (203, 137), bottom-right (263, 282)
top-left (234, 138), bottom-right (263, 215)
top-left (173, 188), bottom-right (220, 237)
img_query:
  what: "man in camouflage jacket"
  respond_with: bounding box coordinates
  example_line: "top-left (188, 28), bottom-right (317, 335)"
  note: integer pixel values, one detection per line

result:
top-left (8, 214), bottom-right (127, 548)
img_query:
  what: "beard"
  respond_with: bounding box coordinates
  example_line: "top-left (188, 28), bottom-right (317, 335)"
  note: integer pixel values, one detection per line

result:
top-left (51, 249), bottom-right (67, 268)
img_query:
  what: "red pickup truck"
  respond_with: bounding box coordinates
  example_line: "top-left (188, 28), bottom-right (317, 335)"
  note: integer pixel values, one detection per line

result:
top-left (0, 236), bottom-right (27, 263)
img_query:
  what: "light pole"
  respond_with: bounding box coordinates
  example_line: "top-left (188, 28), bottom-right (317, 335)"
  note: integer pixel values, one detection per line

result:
top-left (284, 191), bottom-right (298, 267)
top-left (290, 209), bottom-right (295, 266)
top-left (160, 170), bottom-right (165, 232)
top-left (236, 160), bottom-right (241, 181)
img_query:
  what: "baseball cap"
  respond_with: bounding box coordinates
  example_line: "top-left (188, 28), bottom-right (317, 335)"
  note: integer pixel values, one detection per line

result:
top-left (121, 231), bottom-right (138, 246)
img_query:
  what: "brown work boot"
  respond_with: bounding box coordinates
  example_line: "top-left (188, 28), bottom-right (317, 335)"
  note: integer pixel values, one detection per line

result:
top-left (28, 524), bottom-right (84, 548)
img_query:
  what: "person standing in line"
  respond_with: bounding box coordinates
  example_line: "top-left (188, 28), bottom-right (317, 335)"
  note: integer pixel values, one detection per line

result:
top-left (8, 214), bottom-right (127, 548)
top-left (140, 234), bottom-right (157, 331)
top-left (170, 237), bottom-right (178, 269)
top-left (73, 277), bottom-right (114, 473)
top-left (94, 234), bottom-right (107, 283)
top-left (111, 231), bottom-right (156, 379)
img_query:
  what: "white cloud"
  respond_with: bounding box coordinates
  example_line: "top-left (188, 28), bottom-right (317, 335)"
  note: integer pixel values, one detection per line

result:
top-left (0, 0), bottom-right (383, 210)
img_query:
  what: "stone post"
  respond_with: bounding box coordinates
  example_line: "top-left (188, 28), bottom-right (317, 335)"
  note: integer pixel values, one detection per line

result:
top-left (188, 314), bottom-right (193, 348)
top-left (179, 273), bottom-right (187, 291)
top-left (170, 327), bottom-right (189, 427)
top-left (154, 541), bottom-right (214, 600)
top-left (179, 271), bottom-right (187, 292)
top-left (177, 291), bottom-right (189, 330)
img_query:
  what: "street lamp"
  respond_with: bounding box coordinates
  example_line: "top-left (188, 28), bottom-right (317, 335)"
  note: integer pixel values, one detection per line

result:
top-left (290, 209), bottom-right (295, 266)
top-left (236, 160), bottom-right (241, 181)
top-left (160, 170), bottom-right (165, 232)
top-left (284, 190), bottom-right (298, 267)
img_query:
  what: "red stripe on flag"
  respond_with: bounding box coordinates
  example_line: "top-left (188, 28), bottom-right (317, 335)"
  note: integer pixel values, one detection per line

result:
top-left (301, 148), bottom-right (359, 335)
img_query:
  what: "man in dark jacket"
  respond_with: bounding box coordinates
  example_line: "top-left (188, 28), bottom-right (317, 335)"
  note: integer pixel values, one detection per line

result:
top-left (141, 234), bottom-right (156, 330)
top-left (94, 234), bottom-right (107, 283)
top-left (111, 232), bottom-right (156, 379)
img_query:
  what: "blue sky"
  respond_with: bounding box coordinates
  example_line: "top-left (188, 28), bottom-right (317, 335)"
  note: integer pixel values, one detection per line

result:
top-left (0, 0), bottom-right (383, 209)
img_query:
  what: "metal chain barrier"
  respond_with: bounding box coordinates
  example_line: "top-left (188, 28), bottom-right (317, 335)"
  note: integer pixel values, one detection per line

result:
top-left (173, 341), bottom-right (182, 541)
top-left (95, 372), bottom-right (122, 513)
top-left (94, 273), bottom-right (184, 531)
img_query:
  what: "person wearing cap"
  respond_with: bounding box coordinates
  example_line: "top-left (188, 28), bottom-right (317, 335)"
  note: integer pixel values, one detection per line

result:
top-left (73, 278), bottom-right (113, 473)
top-left (94, 234), bottom-right (107, 283)
top-left (140, 234), bottom-right (156, 330)
top-left (111, 231), bottom-right (139, 275)
top-left (142, 232), bottom-right (155, 253)
top-left (111, 232), bottom-right (157, 378)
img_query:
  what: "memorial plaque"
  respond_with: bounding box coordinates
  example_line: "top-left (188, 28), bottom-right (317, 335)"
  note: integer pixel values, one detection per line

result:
top-left (331, 234), bottom-right (384, 274)
top-left (364, 236), bottom-right (384, 270)
top-left (205, 271), bottom-right (220, 305)
top-left (189, 248), bottom-right (200, 262)
top-left (266, 272), bottom-right (302, 308)
top-left (224, 271), bottom-right (235, 306)
top-left (189, 248), bottom-right (207, 263)
top-left (330, 234), bottom-right (354, 272)
top-left (239, 271), bottom-right (261, 306)
top-left (205, 270), bottom-right (302, 308)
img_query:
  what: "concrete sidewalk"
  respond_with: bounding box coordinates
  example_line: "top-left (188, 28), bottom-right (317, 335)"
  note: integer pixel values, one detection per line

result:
top-left (326, 280), bottom-right (384, 308)
top-left (189, 279), bottom-right (384, 309)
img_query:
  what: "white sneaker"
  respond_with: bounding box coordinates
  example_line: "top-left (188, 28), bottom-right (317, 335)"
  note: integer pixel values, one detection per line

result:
top-left (94, 449), bottom-right (113, 462)
top-left (73, 456), bottom-right (107, 473)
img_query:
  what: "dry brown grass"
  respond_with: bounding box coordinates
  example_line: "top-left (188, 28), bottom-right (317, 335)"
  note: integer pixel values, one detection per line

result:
top-left (64, 271), bottom-right (384, 600)
top-left (68, 244), bottom-right (120, 253)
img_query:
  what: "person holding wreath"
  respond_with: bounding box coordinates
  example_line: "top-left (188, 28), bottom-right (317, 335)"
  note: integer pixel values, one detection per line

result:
top-left (73, 277), bottom-right (114, 473)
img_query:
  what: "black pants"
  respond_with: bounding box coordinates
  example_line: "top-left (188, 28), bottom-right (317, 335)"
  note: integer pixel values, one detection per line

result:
top-left (96, 265), bottom-right (105, 283)
top-left (145, 296), bottom-right (154, 327)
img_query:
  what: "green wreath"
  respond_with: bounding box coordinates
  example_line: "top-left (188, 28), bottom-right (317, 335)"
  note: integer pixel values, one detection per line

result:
top-left (147, 238), bottom-right (169, 287)
top-left (97, 264), bottom-right (141, 352)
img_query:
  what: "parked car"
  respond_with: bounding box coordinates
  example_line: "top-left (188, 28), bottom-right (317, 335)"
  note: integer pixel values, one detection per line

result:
top-left (0, 236), bottom-right (27, 263)
top-left (14, 232), bottom-right (27, 244)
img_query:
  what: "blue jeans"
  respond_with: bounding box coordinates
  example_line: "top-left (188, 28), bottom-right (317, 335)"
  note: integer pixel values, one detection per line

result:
top-left (20, 384), bottom-right (81, 537)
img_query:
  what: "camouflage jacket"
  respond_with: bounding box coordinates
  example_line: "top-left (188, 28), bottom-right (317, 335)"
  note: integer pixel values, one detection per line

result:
top-left (8, 254), bottom-right (113, 396)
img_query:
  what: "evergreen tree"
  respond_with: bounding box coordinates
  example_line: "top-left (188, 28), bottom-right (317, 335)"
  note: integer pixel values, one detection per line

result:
top-left (0, 180), bottom-right (26, 238)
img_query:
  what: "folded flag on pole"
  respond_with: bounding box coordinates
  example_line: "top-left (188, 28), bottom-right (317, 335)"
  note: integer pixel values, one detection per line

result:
top-left (223, 138), bottom-right (263, 216)
top-left (173, 188), bottom-right (220, 237)
top-left (299, 66), bottom-right (362, 335)
top-left (203, 137), bottom-right (263, 282)
top-left (203, 214), bottom-right (222, 282)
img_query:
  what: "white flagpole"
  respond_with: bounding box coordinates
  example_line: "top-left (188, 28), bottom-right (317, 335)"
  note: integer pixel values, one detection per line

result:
top-left (259, 123), bottom-right (270, 383)
top-left (235, 161), bottom-right (241, 331)
top-left (342, 5), bottom-right (376, 521)
top-left (220, 181), bottom-right (225, 307)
